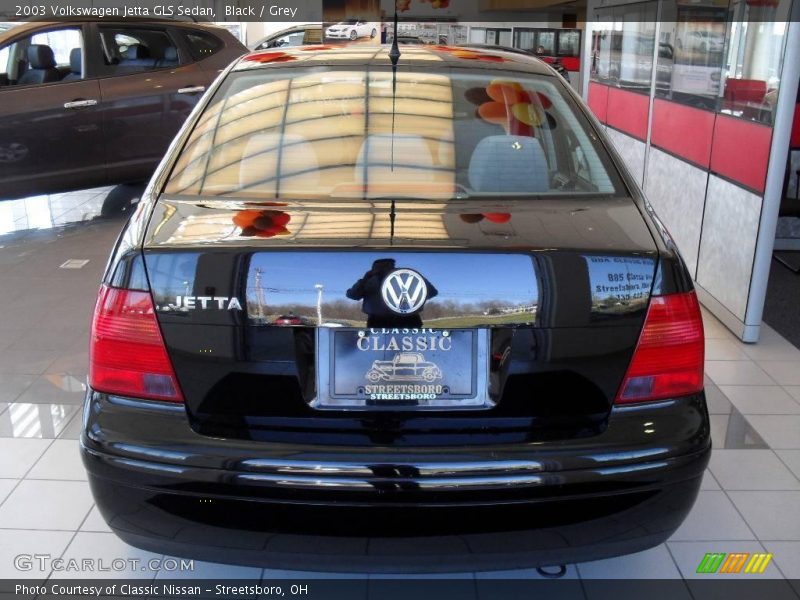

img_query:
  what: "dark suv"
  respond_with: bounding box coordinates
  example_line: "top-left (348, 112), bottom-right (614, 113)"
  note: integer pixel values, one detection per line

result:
top-left (0, 20), bottom-right (247, 200)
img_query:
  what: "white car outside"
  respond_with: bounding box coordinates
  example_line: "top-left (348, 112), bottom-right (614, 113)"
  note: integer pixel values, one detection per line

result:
top-left (325, 19), bottom-right (377, 41)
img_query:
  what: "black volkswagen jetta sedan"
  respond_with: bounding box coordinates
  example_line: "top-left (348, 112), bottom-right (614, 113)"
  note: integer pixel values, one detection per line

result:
top-left (81, 45), bottom-right (710, 571)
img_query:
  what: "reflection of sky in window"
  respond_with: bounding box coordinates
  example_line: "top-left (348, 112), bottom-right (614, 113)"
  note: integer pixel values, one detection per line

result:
top-left (247, 252), bottom-right (537, 308)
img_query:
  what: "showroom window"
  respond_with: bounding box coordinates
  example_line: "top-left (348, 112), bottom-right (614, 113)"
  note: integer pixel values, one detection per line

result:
top-left (655, 1), bottom-right (728, 111)
top-left (97, 26), bottom-right (180, 74)
top-left (719, 0), bottom-right (792, 125)
top-left (469, 27), bottom-right (512, 46)
top-left (557, 30), bottom-right (581, 56)
top-left (590, 1), bottom-right (658, 94)
top-left (514, 28), bottom-right (582, 58)
top-left (536, 30), bottom-right (556, 55)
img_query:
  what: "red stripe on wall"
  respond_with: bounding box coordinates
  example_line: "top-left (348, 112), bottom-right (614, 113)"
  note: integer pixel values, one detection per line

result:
top-left (587, 82), bottom-right (609, 123)
top-left (606, 88), bottom-right (649, 140)
top-left (710, 114), bottom-right (772, 194)
top-left (561, 57), bottom-right (581, 72)
top-left (651, 99), bottom-right (715, 168)
top-left (791, 103), bottom-right (800, 149)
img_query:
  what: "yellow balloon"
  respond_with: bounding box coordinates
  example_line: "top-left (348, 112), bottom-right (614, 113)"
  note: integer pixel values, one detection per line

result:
top-left (511, 103), bottom-right (545, 127)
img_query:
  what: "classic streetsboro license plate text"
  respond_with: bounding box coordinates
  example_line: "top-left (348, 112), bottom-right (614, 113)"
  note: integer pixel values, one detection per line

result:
top-left (331, 328), bottom-right (475, 401)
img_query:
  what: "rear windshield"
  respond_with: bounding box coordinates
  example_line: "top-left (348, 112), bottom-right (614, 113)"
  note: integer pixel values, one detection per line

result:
top-left (164, 66), bottom-right (625, 200)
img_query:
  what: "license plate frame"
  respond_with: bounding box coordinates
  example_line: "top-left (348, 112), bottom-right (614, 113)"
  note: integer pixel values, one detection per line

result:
top-left (313, 328), bottom-right (492, 410)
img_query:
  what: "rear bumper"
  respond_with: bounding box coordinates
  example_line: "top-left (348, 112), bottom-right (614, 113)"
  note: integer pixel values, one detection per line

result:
top-left (81, 391), bottom-right (710, 571)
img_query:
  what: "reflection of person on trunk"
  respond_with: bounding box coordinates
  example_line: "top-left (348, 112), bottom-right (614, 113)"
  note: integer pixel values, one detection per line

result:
top-left (346, 259), bottom-right (437, 328)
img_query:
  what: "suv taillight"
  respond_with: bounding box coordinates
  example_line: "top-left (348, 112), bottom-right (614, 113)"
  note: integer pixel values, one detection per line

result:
top-left (615, 291), bottom-right (704, 404)
top-left (89, 284), bottom-right (184, 402)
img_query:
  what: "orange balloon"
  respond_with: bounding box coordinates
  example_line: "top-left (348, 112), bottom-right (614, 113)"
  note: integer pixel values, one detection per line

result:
top-left (232, 210), bottom-right (262, 229)
top-left (450, 50), bottom-right (479, 60)
top-left (477, 102), bottom-right (509, 126)
top-left (486, 83), bottom-right (528, 105)
top-left (476, 54), bottom-right (507, 63)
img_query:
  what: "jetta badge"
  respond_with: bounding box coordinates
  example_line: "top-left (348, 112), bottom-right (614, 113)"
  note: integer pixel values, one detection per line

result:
top-left (381, 269), bottom-right (428, 314)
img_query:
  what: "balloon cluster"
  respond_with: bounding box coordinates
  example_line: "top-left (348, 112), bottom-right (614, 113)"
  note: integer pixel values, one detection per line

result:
top-left (470, 80), bottom-right (554, 137)
top-left (396, 0), bottom-right (449, 11)
top-left (233, 210), bottom-right (292, 238)
top-left (430, 45), bottom-right (508, 63)
top-left (459, 213), bottom-right (511, 224)
top-left (243, 51), bottom-right (297, 64)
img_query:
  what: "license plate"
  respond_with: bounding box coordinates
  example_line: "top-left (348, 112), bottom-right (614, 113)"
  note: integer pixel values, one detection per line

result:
top-left (315, 328), bottom-right (489, 409)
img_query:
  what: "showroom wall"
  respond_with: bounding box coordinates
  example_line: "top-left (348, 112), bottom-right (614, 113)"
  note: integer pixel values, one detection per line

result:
top-left (583, 0), bottom-right (800, 341)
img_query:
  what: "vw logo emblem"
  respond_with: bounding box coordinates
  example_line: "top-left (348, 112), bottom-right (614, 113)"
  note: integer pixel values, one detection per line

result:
top-left (381, 269), bottom-right (428, 314)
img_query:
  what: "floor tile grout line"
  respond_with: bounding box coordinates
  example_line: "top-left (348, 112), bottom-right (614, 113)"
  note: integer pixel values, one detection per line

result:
top-left (45, 503), bottom-right (103, 585)
top-left (779, 384), bottom-right (800, 408)
top-left (716, 483), bottom-right (790, 579)
top-left (3, 374), bottom-right (38, 406)
top-left (10, 478), bottom-right (88, 483)
top-left (769, 449), bottom-right (800, 486)
top-left (55, 407), bottom-right (83, 440)
top-left (662, 542), bottom-right (694, 589)
top-left (0, 437), bottom-right (57, 511)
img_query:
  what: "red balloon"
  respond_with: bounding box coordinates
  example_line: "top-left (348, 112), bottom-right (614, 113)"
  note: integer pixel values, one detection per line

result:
top-left (483, 213), bottom-right (511, 223)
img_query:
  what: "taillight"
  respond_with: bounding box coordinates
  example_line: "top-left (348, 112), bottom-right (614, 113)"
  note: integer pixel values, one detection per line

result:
top-left (89, 284), bottom-right (184, 402)
top-left (615, 291), bottom-right (704, 404)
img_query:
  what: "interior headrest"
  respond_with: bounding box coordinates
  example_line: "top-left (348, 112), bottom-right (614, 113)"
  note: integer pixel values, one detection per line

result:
top-left (27, 44), bottom-right (56, 69)
top-left (124, 45), bottom-right (149, 59)
top-left (468, 135), bottom-right (549, 193)
top-left (163, 46), bottom-right (178, 61)
top-left (69, 48), bottom-right (81, 74)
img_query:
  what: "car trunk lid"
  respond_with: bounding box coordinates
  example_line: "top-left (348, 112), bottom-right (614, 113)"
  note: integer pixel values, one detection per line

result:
top-left (139, 196), bottom-right (658, 445)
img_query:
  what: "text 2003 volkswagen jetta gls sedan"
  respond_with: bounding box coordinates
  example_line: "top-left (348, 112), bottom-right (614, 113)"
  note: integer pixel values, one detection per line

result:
top-left (81, 45), bottom-right (710, 571)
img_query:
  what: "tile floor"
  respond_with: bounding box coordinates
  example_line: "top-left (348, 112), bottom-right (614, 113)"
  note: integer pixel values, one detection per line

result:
top-left (1, 192), bottom-right (800, 592)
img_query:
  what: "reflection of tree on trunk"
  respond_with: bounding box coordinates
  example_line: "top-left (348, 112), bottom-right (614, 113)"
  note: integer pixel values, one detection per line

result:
top-left (248, 299), bottom-right (526, 324)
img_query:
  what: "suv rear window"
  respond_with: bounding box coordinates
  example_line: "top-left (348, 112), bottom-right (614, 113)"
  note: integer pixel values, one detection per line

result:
top-left (183, 30), bottom-right (222, 61)
top-left (165, 64), bottom-right (624, 200)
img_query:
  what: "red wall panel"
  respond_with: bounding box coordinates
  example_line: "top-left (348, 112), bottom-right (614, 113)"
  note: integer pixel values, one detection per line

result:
top-left (650, 99), bottom-right (715, 168)
top-left (710, 114), bottom-right (772, 194)
top-left (791, 103), bottom-right (800, 149)
top-left (561, 57), bottom-right (581, 72)
top-left (605, 88), bottom-right (650, 140)
top-left (587, 82), bottom-right (609, 123)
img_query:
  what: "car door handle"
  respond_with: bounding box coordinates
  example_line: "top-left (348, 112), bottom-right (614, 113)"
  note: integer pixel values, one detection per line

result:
top-left (178, 86), bottom-right (206, 94)
top-left (64, 99), bottom-right (98, 109)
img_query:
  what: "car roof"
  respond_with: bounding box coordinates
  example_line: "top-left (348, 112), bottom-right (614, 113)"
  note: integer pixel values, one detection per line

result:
top-left (233, 44), bottom-right (554, 75)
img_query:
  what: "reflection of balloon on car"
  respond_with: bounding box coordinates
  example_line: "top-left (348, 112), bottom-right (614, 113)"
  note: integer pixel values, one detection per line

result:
top-left (232, 209), bottom-right (291, 237)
